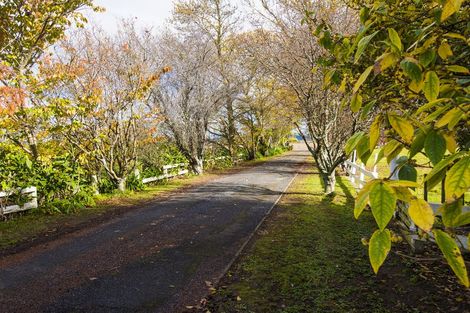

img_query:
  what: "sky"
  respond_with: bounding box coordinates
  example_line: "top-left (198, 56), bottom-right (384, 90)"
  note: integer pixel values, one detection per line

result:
top-left (88, 0), bottom-right (175, 33)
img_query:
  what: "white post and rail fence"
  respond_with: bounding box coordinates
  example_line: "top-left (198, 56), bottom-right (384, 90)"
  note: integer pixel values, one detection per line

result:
top-left (344, 150), bottom-right (468, 252)
top-left (0, 187), bottom-right (38, 216)
top-left (1, 155), bottom-right (243, 216)
top-left (343, 150), bottom-right (379, 190)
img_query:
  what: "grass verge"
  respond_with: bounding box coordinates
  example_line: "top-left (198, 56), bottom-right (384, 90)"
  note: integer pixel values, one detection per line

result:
top-left (201, 161), bottom-right (469, 313)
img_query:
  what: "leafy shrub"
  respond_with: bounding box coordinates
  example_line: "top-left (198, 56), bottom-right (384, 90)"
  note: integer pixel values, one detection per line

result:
top-left (126, 172), bottom-right (145, 191)
top-left (98, 176), bottom-right (116, 194)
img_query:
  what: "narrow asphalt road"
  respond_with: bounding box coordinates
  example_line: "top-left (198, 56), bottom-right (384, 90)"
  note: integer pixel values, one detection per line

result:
top-left (0, 143), bottom-right (309, 313)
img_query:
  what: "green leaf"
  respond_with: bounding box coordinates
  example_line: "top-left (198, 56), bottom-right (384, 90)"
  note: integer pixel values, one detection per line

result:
top-left (453, 213), bottom-right (470, 228)
top-left (441, 0), bottom-right (464, 22)
top-left (416, 98), bottom-right (450, 115)
top-left (408, 199), bottom-right (435, 231)
top-left (351, 93), bottom-right (363, 113)
top-left (409, 129), bottom-right (427, 158)
top-left (355, 30), bottom-right (379, 63)
top-left (424, 131), bottom-right (446, 165)
top-left (423, 71), bottom-right (440, 102)
top-left (388, 28), bottom-right (402, 53)
top-left (384, 140), bottom-right (401, 157)
top-left (388, 114), bottom-right (414, 143)
top-left (393, 187), bottom-right (413, 202)
top-left (361, 100), bottom-right (377, 119)
top-left (353, 66), bottom-right (373, 93)
top-left (386, 180), bottom-right (420, 188)
top-left (345, 132), bottom-right (365, 155)
top-left (428, 167), bottom-right (448, 191)
top-left (439, 200), bottom-right (463, 227)
top-left (425, 152), bottom-right (463, 185)
top-left (400, 58), bottom-right (422, 83)
top-left (357, 137), bottom-right (372, 165)
top-left (434, 230), bottom-right (469, 287)
top-left (369, 229), bottom-right (391, 274)
top-left (445, 156), bottom-right (470, 201)
top-left (419, 50), bottom-right (436, 68)
top-left (398, 164), bottom-right (418, 182)
top-left (369, 182), bottom-right (397, 230)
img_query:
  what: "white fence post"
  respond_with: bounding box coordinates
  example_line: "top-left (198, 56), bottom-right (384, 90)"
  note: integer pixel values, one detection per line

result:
top-left (344, 151), bottom-right (378, 191)
top-left (0, 186), bottom-right (38, 215)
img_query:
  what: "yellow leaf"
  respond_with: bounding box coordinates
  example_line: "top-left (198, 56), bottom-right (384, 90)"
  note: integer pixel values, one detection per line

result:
top-left (369, 229), bottom-right (391, 274)
top-left (369, 116), bottom-right (381, 151)
top-left (409, 79), bottom-right (424, 93)
top-left (374, 53), bottom-right (398, 74)
top-left (441, 0), bottom-right (464, 22)
top-left (434, 230), bottom-right (469, 287)
top-left (355, 180), bottom-right (379, 219)
top-left (445, 156), bottom-right (470, 201)
top-left (423, 71), bottom-right (440, 102)
top-left (435, 107), bottom-right (462, 130)
top-left (353, 66), bottom-right (373, 93)
top-left (338, 76), bottom-right (347, 93)
top-left (444, 33), bottom-right (466, 41)
top-left (443, 133), bottom-right (457, 153)
top-left (351, 93), bottom-right (363, 113)
top-left (393, 187), bottom-right (413, 202)
top-left (438, 42), bottom-right (453, 60)
top-left (388, 114), bottom-right (414, 143)
top-left (409, 199), bottom-right (435, 231)
top-left (386, 180), bottom-right (420, 188)
top-left (447, 65), bottom-right (469, 74)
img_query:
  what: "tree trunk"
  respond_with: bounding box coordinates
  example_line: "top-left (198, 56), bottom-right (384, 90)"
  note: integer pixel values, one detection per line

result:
top-left (226, 102), bottom-right (236, 160)
top-left (117, 178), bottom-right (126, 192)
top-left (91, 175), bottom-right (100, 195)
top-left (321, 172), bottom-right (336, 194)
top-left (190, 158), bottom-right (204, 175)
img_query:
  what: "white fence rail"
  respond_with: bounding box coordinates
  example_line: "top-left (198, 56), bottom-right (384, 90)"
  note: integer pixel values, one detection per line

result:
top-left (142, 155), bottom-right (244, 184)
top-left (142, 163), bottom-right (189, 184)
top-left (344, 152), bottom-right (378, 189)
top-left (0, 187), bottom-right (38, 215)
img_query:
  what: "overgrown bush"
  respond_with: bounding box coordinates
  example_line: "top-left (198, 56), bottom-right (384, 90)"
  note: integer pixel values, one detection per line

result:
top-left (0, 146), bottom-right (94, 214)
top-left (139, 142), bottom-right (187, 178)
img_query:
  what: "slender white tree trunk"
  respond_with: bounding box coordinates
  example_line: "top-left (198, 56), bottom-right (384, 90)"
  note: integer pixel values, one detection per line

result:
top-left (117, 178), bottom-right (126, 192)
top-left (191, 158), bottom-right (204, 175)
top-left (322, 172), bottom-right (336, 194)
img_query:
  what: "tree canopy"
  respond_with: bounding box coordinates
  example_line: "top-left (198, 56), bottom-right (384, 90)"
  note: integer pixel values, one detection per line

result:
top-left (313, 0), bottom-right (469, 286)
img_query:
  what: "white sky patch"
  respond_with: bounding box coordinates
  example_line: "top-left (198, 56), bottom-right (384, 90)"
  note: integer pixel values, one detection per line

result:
top-left (88, 0), bottom-right (175, 33)
top-left (86, 0), bottom-right (260, 33)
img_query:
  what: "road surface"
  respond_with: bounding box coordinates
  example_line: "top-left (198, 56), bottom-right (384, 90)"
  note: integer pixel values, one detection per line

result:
top-left (0, 144), bottom-right (309, 313)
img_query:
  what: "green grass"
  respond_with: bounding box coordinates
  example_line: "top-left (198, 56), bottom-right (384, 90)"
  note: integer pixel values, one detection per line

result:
top-left (205, 163), bottom-right (469, 313)
top-left (207, 170), bottom-right (394, 313)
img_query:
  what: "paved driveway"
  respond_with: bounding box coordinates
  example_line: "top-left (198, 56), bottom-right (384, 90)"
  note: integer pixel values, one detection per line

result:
top-left (0, 143), bottom-right (309, 313)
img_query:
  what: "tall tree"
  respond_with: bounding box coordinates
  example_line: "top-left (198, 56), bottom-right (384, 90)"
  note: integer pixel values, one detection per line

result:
top-left (173, 0), bottom-right (242, 160)
top-left (48, 24), bottom-right (163, 191)
top-left (247, 0), bottom-right (361, 193)
top-left (153, 32), bottom-right (224, 175)
top-left (0, 0), bottom-right (101, 159)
